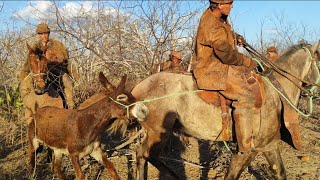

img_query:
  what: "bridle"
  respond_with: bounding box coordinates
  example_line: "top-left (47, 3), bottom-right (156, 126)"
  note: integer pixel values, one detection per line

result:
top-left (243, 42), bottom-right (320, 97)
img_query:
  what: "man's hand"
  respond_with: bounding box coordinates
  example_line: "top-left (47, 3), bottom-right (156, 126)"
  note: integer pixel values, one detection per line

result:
top-left (46, 49), bottom-right (64, 62)
top-left (236, 35), bottom-right (246, 47)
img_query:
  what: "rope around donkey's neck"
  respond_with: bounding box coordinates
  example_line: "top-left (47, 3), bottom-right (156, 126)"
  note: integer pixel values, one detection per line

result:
top-left (109, 89), bottom-right (205, 118)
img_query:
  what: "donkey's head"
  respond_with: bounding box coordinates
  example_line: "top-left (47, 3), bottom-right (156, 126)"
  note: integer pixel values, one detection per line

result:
top-left (99, 72), bottom-right (149, 127)
top-left (26, 43), bottom-right (48, 95)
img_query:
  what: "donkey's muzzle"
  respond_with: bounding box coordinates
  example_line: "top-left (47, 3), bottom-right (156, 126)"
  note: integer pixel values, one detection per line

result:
top-left (131, 102), bottom-right (149, 122)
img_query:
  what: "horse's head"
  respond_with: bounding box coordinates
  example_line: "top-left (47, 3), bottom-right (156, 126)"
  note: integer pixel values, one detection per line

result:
top-left (304, 41), bottom-right (320, 96)
top-left (26, 43), bottom-right (48, 95)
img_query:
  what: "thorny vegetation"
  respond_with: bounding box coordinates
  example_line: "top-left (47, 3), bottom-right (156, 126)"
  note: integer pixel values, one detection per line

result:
top-left (0, 1), bottom-right (319, 179)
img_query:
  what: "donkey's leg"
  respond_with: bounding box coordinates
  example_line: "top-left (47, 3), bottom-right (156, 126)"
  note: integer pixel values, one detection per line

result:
top-left (263, 148), bottom-right (287, 180)
top-left (224, 151), bottom-right (258, 180)
top-left (90, 145), bottom-right (120, 180)
top-left (52, 151), bottom-right (66, 180)
top-left (70, 154), bottom-right (85, 180)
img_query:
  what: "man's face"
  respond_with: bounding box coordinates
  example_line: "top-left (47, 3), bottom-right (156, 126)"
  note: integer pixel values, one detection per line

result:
top-left (171, 56), bottom-right (181, 64)
top-left (219, 2), bottom-right (233, 16)
top-left (38, 32), bottom-right (49, 43)
top-left (267, 52), bottom-right (278, 61)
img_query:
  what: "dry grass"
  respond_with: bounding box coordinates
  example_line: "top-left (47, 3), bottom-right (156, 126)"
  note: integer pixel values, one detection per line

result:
top-left (0, 87), bottom-right (319, 180)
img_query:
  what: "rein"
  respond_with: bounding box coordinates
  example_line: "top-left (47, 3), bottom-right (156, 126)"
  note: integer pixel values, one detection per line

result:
top-left (244, 43), bottom-right (320, 95)
top-left (244, 42), bottom-right (319, 96)
top-left (249, 44), bottom-right (320, 117)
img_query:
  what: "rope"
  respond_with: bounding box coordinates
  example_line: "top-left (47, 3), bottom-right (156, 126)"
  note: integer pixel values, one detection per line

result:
top-left (109, 89), bottom-right (205, 118)
top-left (302, 47), bottom-right (320, 94)
top-left (253, 47), bottom-right (319, 117)
top-left (262, 76), bottom-right (312, 117)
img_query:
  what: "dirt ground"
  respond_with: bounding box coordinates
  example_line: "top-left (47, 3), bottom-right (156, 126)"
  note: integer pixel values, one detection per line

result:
top-left (0, 96), bottom-right (319, 180)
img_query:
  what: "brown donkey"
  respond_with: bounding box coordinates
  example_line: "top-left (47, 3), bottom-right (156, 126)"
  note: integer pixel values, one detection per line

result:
top-left (27, 72), bottom-right (149, 180)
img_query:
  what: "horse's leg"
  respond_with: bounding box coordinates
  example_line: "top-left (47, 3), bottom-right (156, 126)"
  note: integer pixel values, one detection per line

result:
top-left (136, 130), bottom-right (179, 180)
top-left (136, 132), bottom-right (153, 180)
top-left (27, 122), bottom-right (37, 174)
top-left (90, 145), bottom-right (120, 180)
top-left (224, 151), bottom-right (258, 180)
top-left (263, 148), bottom-right (287, 180)
top-left (52, 151), bottom-right (66, 180)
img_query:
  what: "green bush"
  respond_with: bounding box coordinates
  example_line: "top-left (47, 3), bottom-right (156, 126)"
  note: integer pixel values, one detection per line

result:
top-left (0, 85), bottom-right (23, 120)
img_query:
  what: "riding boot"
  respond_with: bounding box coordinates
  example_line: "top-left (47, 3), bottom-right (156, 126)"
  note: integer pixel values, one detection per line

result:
top-left (233, 106), bottom-right (260, 152)
top-left (62, 74), bottom-right (74, 109)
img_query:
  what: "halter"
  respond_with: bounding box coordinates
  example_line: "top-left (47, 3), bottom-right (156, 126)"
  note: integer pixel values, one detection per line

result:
top-left (302, 46), bottom-right (320, 96)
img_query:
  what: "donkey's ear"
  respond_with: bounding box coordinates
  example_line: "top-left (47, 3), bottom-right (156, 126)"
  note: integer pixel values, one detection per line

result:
top-left (115, 74), bottom-right (127, 92)
top-left (26, 42), bottom-right (32, 52)
top-left (99, 72), bottom-right (114, 92)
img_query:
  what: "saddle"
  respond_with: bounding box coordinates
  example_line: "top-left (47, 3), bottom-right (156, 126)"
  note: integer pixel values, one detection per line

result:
top-left (197, 73), bottom-right (266, 141)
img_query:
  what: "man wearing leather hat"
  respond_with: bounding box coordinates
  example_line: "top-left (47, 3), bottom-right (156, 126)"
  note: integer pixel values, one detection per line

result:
top-left (193, 0), bottom-right (262, 153)
top-left (19, 23), bottom-right (79, 111)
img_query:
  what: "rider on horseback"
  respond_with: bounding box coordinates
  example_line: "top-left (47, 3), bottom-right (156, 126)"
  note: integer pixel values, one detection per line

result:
top-left (193, 0), bottom-right (260, 153)
top-left (151, 51), bottom-right (188, 74)
top-left (19, 23), bottom-right (78, 109)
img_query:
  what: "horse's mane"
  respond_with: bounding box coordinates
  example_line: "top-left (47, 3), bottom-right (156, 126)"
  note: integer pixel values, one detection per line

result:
top-left (277, 43), bottom-right (312, 63)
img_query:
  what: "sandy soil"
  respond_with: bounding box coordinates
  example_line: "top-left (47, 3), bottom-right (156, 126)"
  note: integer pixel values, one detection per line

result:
top-left (0, 97), bottom-right (319, 180)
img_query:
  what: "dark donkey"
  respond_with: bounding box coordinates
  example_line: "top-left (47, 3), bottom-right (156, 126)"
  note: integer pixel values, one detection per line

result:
top-left (28, 72), bottom-right (149, 180)
top-left (131, 42), bottom-right (320, 179)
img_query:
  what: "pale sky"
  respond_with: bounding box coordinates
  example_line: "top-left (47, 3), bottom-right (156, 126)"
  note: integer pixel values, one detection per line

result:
top-left (1, 1), bottom-right (319, 44)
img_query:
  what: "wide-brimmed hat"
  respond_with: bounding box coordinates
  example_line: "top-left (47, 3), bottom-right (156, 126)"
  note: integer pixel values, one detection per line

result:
top-left (209, 0), bottom-right (233, 4)
top-left (267, 46), bottom-right (278, 53)
top-left (170, 51), bottom-right (181, 60)
top-left (36, 23), bottom-right (50, 34)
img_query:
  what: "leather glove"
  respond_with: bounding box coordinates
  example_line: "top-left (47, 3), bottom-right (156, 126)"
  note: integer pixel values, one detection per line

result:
top-left (236, 34), bottom-right (247, 47)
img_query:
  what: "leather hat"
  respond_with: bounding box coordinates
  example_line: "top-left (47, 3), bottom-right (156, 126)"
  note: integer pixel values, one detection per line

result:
top-left (267, 46), bottom-right (278, 53)
top-left (209, 0), bottom-right (233, 4)
top-left (170, 51), bottom-right (181, 60)
top-left (36, 23), bottom-right (50, 34)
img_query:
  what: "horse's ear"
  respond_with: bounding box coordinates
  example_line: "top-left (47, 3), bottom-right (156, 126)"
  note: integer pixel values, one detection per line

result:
top-left (99, 72), bottom-right (115, 92)
top-left (115, 74), bottom-right (127, 92)
top-left (311, 40), bottom-right (320, 54)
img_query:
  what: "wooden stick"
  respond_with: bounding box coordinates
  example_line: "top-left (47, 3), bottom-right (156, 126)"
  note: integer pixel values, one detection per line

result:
top-left (159, 156), bottom-right (205, 169)
top-left (114, 128), bottom-right (144, 150)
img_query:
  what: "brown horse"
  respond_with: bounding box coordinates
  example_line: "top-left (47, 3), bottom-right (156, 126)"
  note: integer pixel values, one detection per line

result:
top-left (131, 42), bottom-right (320, 179)
top-left (23, 44), bottom-right (64, 125)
